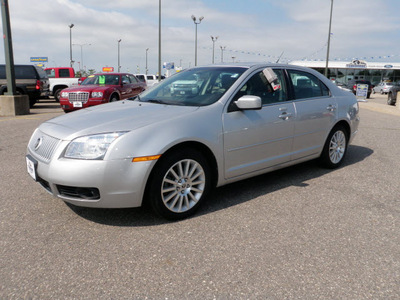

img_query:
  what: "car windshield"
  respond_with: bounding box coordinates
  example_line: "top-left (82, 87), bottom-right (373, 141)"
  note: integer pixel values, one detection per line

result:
top-left (82, 74), bottom-right (120, 85)
top-left (137, 67), bottom-right (246, 106)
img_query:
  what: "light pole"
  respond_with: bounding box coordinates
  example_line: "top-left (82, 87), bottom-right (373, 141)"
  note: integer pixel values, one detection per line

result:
top-left (210, 36), bottom-right (218, 64)
top-left (325, 0), bottom-right (334, 77)
top-left (146, 48), bottom-right (149, 75)
top-left (220, 46), bottom-right (226, 63)
top-left (73, 43), bottom-right (91, 72)
top-left (191, 15), bottom-right (204, 66)
top-left (69, 24), bottom-right (74, 68)
top-left (118, 39), bottom-right (122, 72)
top-left (158, 0), bottom-right (161, 81)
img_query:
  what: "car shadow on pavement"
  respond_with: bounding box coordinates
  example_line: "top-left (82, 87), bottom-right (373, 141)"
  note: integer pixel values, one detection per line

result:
top-left (67, 144), bottom-right (373, 226)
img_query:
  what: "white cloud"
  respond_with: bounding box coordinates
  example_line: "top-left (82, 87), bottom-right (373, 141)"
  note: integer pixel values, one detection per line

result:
top-left (0, 0), bottom-right (399, 74)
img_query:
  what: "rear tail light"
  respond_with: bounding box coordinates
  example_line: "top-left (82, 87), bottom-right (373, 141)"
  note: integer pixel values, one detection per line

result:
top-left (35, 80), bottom-right (42, 90)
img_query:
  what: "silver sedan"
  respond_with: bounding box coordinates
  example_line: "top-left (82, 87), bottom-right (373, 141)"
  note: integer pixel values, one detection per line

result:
top-left (26, 63), bottom-right (360, 220)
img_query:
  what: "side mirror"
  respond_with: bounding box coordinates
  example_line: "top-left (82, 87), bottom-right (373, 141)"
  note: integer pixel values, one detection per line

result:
top-left (235, 95), bottom-right (262, 110)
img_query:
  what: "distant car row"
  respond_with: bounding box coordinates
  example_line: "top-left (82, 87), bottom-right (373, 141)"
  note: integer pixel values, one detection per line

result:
top-left (1, 64), bottom-right (398, 110)
top-left (59, 73), bottom-right (146, 112)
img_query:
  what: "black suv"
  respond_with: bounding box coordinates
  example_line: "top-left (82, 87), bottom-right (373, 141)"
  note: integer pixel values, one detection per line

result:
top-left (0, 64), bottom-right (49, 107)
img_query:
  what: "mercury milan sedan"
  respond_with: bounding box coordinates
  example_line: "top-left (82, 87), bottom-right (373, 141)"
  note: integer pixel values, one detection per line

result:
top-left (59, 73), bottom-right (146, 112)
top-left (27, 63), bottom-right (360, 220)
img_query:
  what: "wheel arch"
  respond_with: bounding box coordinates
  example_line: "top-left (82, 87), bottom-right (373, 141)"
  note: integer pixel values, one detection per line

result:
top-left (53, 84), bottom-right (68, 92)
top-left (333, 120), bottom-right (351, 140)
top-left (109, 92), bottom-right (120, 101)
top-left (146, 141), bottom-right (219, 194)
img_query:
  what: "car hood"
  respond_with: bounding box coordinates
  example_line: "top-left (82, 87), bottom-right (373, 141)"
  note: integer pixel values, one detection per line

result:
top-left (40, 100), bottom-right (199, 140)
top-left (64, 85), bottom-right (114, 92)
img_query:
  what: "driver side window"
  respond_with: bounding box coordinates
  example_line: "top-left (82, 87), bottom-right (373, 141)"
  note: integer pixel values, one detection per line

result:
top-left (231, 69), bottom-right (287, 107)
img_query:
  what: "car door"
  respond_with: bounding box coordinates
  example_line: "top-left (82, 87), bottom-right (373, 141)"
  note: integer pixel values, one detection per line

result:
top-left (223, 69), bottom-right (295, 179)
top-left (129, 75), bottom-right (145, 96)
top-left (119, 74), bottom-right (133, 99)
top-left (287, 69), bottom-right (337, 160)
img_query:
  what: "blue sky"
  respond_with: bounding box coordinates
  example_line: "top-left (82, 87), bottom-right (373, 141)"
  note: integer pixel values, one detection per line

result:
top-left (1, 0), bottom-right (400, 74)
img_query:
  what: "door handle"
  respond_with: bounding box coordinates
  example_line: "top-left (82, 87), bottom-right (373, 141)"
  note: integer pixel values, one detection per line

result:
top-left (279, 112), bottom-right (292, 120)
top-left (327, 104), bottom-right (337, 112)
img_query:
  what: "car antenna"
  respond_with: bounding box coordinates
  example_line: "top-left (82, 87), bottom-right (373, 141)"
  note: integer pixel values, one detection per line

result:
top-left (276, 51), bottom-right (284, 63)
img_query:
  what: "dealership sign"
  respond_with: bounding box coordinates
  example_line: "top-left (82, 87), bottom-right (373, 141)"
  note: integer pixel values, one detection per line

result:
top-left (102, 67), bottom-right (114, 72)
top-left (346, 59), bottom-right (367, 68)
top-left (30, 57), bottom-right (48, 62)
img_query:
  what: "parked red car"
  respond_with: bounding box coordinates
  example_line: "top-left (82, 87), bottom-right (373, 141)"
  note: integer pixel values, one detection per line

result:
top-left (59, 73), bottom-right (146, 112)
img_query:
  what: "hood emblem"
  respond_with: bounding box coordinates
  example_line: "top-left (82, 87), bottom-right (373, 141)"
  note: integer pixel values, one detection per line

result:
top-left (34, 137), bottom-right (43, 150)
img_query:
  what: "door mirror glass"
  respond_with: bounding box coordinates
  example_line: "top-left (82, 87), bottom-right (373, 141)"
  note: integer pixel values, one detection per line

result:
top-left (235, 95), bottom-right (262, 110)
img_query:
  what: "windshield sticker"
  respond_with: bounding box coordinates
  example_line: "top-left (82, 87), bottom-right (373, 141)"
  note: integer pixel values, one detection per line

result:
top-left (99, 75), bottom-right (106, 84)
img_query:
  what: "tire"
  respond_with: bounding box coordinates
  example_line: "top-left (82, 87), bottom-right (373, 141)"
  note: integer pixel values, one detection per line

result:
top-left (319, 125), bottom-right (348, 169)
top-left (54, 89), bottom-right (61, 102)
top-left (109, 94), bottom-right (118, 102)
top-left (147, 148), bottom-right (211, 220)
top-left (29, 97), bottom-right (36, 108)
top-left (380, 90), bottom-right (384, 95)
top-left (387, 93), bottom-right (396, 106)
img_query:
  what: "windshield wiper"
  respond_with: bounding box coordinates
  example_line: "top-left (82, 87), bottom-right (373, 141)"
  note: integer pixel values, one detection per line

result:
top-left (146, 99), bottom-right (170, 105)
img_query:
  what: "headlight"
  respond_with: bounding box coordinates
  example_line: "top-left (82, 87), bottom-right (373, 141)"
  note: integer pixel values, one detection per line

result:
top-left (64, 132), bottom-right (128, 160)
top-left (61, 92), bottom-right (69, 98)
top-left (92, 91), bottom-right (103, 98)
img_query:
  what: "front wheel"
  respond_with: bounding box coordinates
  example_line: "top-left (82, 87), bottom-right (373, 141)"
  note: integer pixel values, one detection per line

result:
top-left (319, 125), bottom-right (348, 169)
top-left (109, 94), bottom-right (119, 102)
top-left (147, 148), bottom-right (211, 220)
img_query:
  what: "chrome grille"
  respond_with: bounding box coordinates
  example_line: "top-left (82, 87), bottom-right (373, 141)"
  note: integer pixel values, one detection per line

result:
top-left (68, 92), bottom-right (89, 103)
top-left (28, 130), bottom-right (60, 163)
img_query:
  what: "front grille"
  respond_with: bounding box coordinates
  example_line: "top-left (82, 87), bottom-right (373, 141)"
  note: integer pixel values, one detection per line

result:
top-left (68, 92), bottom-right (89, 103)
top-left (28, 130), bottom-right (60, 163)
top-left (57, 185), bottom-right (100, 200)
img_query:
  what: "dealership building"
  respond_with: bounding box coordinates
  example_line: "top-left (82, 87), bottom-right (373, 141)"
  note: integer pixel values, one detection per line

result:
top-left (291, 60), bottom-right (400, 85)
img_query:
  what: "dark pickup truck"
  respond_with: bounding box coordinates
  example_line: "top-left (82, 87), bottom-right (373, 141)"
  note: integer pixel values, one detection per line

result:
top-left (0, 64), bottom-right (49, 107)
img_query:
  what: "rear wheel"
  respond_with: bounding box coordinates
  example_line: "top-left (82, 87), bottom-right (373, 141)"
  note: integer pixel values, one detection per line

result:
top-left (319, 125), bottom-right (348, 169)
top-left (147, 148), bottom-right (211, 220)
top-left (54, 89), bottom-right (62, 102)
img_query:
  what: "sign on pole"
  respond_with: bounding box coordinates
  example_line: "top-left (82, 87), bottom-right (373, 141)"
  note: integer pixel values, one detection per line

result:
top-left (356, 84), bottom-right (368, 101)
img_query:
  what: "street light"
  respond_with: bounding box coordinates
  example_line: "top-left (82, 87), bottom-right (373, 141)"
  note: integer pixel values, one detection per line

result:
top-left (210, 36), bottom-right (218, 64)
top-left (325, 0), bottom-right (334, 77)
top-left (220, 46), bottom-right (226, 63)
top-left (146, 48), bottom-right (149, 75)
top-left (191, 15), bottom-right (204, 66)
top-left (158, 0), bottom-right (161, 82)
top-left (118, 39), bottom-right (122, 72)
top-left (69, 24), bottom-right (74, 68)
top-left (73, 43), bottom-right (91, 72)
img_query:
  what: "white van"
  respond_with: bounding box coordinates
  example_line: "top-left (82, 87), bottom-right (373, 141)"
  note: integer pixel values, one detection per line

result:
top-left (135, 74), bottom-right (165, 87)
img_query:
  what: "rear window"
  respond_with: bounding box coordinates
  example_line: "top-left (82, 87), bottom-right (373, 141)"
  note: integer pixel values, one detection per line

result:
top-left (35, 67), bottom-right (47, 79)
top-left (58, 69), bottom-right (71, 78)
top-left (0, 65), bottom-right (39, 79)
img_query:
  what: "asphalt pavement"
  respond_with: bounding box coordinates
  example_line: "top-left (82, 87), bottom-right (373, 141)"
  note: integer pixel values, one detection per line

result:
top-left (1, 95), bottom-right (399, 299)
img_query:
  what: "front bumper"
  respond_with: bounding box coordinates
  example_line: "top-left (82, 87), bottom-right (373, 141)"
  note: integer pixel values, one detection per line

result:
top-left (26, 139), bottom-right (153, 208)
